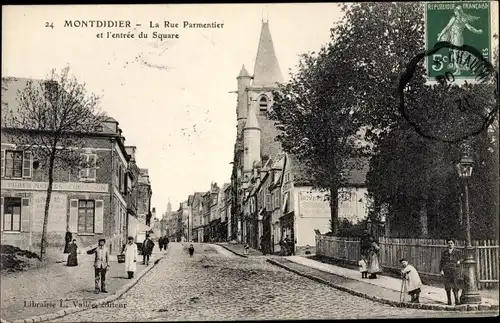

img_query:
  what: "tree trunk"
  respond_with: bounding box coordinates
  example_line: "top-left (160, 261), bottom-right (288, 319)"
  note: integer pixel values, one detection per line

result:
top-left (40, 152), bottom-right (56, 260)
top-left (329, 186), bottom-right (339, 235)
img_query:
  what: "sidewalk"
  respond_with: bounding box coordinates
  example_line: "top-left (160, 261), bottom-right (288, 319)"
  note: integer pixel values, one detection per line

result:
top-left (0, 245), bottom-right (166, 323)
top-left (266, 256), bottom-right (499, 312)
top-left (216, 243), bottom-right (263, 257)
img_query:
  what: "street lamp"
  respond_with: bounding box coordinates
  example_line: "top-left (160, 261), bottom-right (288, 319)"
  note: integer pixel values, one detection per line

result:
top-left (456, 147), bottom-right (481, 304)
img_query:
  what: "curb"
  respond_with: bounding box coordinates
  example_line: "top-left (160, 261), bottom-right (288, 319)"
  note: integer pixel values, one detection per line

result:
top-left (215, 244), bottom-right (248, 258)
top-left (10, 245), bottom-right (172, 323)
top-left (266, 259), bottom-right (498, 313)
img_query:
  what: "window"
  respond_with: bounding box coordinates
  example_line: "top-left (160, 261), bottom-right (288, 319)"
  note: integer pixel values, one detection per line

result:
top-left (266, 191), bottom-right (272, 211)
top-left (259, 95), bottom-right (268, 110)
top-left (3, 197), bottom-right (21, 231)
top-left (2, 150), bottom-right (32, 178)
top-left (78, 200), bottom-right (95, 233)
top-left (79, 153), bottom-right (97, 181)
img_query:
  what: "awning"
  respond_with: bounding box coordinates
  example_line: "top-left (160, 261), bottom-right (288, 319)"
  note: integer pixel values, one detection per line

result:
top-left (129, 216), bottom-right (152, 238)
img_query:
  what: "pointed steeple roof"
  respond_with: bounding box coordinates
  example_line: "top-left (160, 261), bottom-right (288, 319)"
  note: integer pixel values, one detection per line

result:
top-left (252, 21), bottom-right (284, 86)
top-left (238, 64), bottom-right (251, 78)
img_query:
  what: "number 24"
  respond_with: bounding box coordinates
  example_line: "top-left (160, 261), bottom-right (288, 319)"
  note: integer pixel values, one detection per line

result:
top-left (45, 22), bottom-right (54, 29)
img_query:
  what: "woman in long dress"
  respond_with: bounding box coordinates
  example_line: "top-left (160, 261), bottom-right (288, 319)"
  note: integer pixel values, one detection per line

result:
top-left (368, 237), bottom-right (381, 279)
top-left (66, 239), bottom-right (79, 267)
top-left (124, 236), bottom-right (138, 279)
top-left (437, 5), bottom-right (483, 75)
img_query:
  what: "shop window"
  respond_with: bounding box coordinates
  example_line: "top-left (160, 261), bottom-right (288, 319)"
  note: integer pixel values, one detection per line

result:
top-left (2, 150), bottom-right (32, 178)
top-left (3, 197), bottom-right (21, 231)
top-left (78, 200), bottom-right (95, 233)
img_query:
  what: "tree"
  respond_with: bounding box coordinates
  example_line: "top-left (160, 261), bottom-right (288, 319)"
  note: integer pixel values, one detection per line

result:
top-left (269, 41), bottom-right (370, 235)
top-left (3, 67), bottom-right (105, 259)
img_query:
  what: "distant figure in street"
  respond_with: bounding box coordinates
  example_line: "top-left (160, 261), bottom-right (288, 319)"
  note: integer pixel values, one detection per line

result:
top-left (367, 236), bottom-right (381, 279)
top-left (260, 236), bottom-right (267, 255)
top-left (358, 254), bottom-right (368, 279)
top-left (64, 231), bottom-right (73, 254)
top-left (188, 244), bottom-right (194, 257)
top-left (86, 238), bottom-right (110, 293)
top-left (400, 258), bottom-right (423, 303)
top-left (158, 236), bottom-right (164, 251)
top-left (440, 239), bottom-right (462, 305)
top-left (244, 243), bottom-right (250, 255)
top-left (124, 236), bottom-right (138, 279)
top-left (142, 234), bottom-right (155, 266)
top-left (67, 239), bottom-right (79, 267)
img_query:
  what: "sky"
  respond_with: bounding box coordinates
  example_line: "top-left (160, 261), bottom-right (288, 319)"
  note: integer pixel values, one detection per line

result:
top-left (2, 4), bottom-right (345, 217)
top-left (2, 3), bottom-right (498, 218)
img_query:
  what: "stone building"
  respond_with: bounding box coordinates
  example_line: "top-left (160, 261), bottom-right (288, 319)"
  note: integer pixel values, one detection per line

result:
top-left (0, 77), bottom-right (135, 254)
top-left (229, 22), bottom-right (371, 255)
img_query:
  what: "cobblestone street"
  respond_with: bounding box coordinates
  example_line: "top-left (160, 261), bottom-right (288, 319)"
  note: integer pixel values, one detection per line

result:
top-left (50, 243), bottom-right (493, 322)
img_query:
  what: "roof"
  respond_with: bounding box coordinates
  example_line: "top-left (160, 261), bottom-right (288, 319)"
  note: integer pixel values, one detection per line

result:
top-left (238, 65), bottom-right (251, 78)
top-left (252, 21), bottom-right (284, 86)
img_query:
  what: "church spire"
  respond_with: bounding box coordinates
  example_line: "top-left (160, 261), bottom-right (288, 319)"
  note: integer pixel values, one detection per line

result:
top-left (252, 20), bottom-right (284, 86)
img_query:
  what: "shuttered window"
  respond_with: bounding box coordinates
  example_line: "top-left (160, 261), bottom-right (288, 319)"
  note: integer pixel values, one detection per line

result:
top-left (79, 153), bottom-right (97, 181)
top-left (5, 151), bottom-right (23, 178)
top-left (3, 197), bottom-right (21, 231)
top-left (78, 200), bottom-right (95, 233)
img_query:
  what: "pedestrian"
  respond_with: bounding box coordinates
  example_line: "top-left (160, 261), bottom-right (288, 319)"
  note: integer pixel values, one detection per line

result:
top-left (440, 239), bottom-right (462, 305)
top-left (279, 237), bottom-right (285, 256)
top-left (284, 235), bottom-right (292, 256)
top-left (86, 238), bottom-right (110, 294)
top-left (400, 258), bottom-right (423, 303)
top-left (64, 231), bottom-right (72, 254)
top-left (244, 243), bottom-right (250, 255)
top-left (142, 234), bottom-right (155, 266)
top-left (367, 236), bottom-right (381, 279)
top-left (66, 239), bottom-right (79, 267)
top-left (158, 236), bottom-right (164, 251)
top-left (124, 236), bottom-right (138, 279)
top-left (358, 254), bottom-right (368, 279)
top-left (260, 236), bottom-right (267, 255)
top-left (188, 244), bottom-right (194, 257)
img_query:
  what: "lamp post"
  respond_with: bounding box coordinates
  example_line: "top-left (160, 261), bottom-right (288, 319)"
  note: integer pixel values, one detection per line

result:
top-left (456, 145), bottom-right (481, 304)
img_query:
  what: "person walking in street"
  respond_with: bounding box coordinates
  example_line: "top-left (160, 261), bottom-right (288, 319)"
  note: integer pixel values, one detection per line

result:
top-left (64, 231), bottom-right (73, 254)
top-left (188, 244), bottom-right (195, 257)
top-left (66, 239), bottom-right (79, 267)
top-left (142, 234), bottom-right (155, 266)
top-left (400, 258), bottom-right (423, 303)
top-left (158, 236), bottom-right (164, 251)
top-left (284, 235), bottom-right (292, 256)
top-left (440, 239), bottom-right (462, 305)
top-left (367, 236), bottom-right (381, 279)
top-left (124, 236), bottom-right (138, 279)
top-left (86, 238), bottom-right (110, 294)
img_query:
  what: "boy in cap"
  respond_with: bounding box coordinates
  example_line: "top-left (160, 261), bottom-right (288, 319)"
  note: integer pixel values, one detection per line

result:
top-left (87, 238), bottom-right (110, 293)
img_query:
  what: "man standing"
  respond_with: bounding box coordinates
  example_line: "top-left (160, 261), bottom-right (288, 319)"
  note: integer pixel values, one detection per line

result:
top-left (87, 238), bottom-right (109, 294)
top-left (158, 236), bottom-right (164, 251)
top-left (440, 239), bottom-right (462, 305)
top-left (163, 236), bottom-right (169, 251)
top-left (142, 234), bottom-right (155, 266)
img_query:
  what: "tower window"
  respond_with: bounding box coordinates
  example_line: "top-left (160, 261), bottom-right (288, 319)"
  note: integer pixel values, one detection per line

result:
top-left (259, 95), bottom-right (268, 110)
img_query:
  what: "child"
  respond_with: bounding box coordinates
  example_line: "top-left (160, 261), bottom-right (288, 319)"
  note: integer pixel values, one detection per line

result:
top-left (244, 244), bottom-right (250, 255)
top-left (188, 244), bottom-right (194, 257)
top-left (358, 255), bottom-right (368, 278)
top-left (400, 258), bottom-right (423, 303)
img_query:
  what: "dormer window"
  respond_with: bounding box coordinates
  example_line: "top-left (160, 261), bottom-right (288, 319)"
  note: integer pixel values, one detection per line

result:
top-left (259, 95), bottom-right (269, 110)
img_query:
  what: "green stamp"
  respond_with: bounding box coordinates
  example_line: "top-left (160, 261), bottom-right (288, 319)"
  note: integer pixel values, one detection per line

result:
top-left (425, 1), bottom-right (491, 80)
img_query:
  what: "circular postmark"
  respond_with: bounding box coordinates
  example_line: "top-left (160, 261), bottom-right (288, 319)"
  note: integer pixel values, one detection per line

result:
top-left (398, 41), bottom-right (498, 143)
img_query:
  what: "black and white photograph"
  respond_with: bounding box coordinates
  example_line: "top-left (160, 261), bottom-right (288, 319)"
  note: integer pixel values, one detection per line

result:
top-left (1, 2), bottom-right (499, 322)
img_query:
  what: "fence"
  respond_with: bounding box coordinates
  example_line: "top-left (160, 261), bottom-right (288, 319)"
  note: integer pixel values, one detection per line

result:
top-left (316, 235), bottom-right (499, 289)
